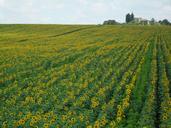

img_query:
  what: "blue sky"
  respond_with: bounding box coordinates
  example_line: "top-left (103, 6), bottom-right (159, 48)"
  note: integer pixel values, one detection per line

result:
top-left (0, 0), bottom-right (170, 24)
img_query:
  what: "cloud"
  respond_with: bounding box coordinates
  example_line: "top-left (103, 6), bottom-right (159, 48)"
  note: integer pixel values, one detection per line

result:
top-left (0, 0), bottom-right (5, 7)
top-left (0, 0), bottom-right (170, 24)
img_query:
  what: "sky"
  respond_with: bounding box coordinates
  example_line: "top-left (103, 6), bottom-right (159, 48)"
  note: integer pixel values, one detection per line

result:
top-left (0, 0), bottom-right (171, 24)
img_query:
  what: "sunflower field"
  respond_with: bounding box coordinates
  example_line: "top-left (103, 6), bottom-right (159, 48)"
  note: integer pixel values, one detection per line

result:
top-left (0, 25), bottom-right (171, 128)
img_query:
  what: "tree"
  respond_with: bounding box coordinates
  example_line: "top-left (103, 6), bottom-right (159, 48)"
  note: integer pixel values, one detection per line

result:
top-left (150, 18), bottom-right (155, 25)
top-left (126, 13), bottom-right (131, 23)
top-left (103, 20), bottom-right (118, 25)
top-left (161, 19), bottom-right (170, 25)
top-left (158, 20), bottom-right (162, 24)
top-left (131, 13), bottom-right (134, 21)
top-left (126, 13), bottom-right (134, 23)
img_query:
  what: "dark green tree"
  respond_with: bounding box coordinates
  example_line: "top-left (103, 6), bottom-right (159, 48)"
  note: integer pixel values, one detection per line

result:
top-left (126, 13), bottom-right (131, 23)
top-left (131, 13), bottom-right (134, 21)
top-left (150, 18), bottom-right (155, 25)
top-left (161, 19), bottom-right (170, 25)
top-left (103, 20), bottom-right (118, 25)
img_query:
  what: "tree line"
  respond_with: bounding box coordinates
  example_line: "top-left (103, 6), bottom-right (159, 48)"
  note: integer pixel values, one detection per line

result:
top-left (103, 13), bottom-right (171, 25)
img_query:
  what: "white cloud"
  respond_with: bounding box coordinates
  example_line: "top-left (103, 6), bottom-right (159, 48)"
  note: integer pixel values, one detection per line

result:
top-left (0, 0), bottom-right (5, 7)
top-left (90, 2), bottom-right (109, 14)
top-left (0, 0), bottom-right (170, 24)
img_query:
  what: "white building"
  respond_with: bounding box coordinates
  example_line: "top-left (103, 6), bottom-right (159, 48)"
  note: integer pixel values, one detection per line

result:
top-left (134, 17), bottom-right (150, 25)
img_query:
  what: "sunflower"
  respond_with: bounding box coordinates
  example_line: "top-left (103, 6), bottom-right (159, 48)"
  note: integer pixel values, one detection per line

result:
top-left (30, 121), bottom-right (34, 126)
top-left (43, 123), bottom-right (49, 128)
top-left (18, 111), bottom-right (23, 116)
top-left (70, 118), bottom-right (76, 124)
top-left (18, 119), bottom-right (25, 125)
top-left (79, 114), bottom-right (84, 121)
top-left (62, 115), bottom-right (67, 121)
top-left (116, 117), bottom-right (122, 123)
top-left (162, 114), bottom-right (168, 120)
top-left (50, 118), bottom-right (56, 124)
top-left (87, 125), bottom-right (93, 128)
top-left (93, 120), bottom-right (101, 128)
top-left (110, 121), bottom-right (116, 128)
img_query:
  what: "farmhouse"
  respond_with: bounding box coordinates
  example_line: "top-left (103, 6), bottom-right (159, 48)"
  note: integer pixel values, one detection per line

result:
top-left (134, 17), bottom-right (150, 25)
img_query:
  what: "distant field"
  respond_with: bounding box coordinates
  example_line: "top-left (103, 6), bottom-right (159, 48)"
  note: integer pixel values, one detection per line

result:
top-left (0, 25), bottom-right (171, 128)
